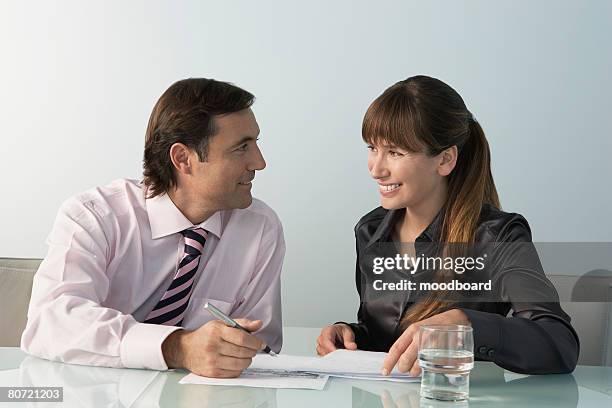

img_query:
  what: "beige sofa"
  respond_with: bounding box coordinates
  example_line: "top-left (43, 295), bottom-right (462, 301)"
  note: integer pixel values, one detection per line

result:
top-left (0, 257), bottom-right (42, 347)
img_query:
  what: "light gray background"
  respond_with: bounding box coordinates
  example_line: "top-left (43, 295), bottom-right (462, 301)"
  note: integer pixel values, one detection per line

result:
top-left (1, 1), bottom-right (611, 327)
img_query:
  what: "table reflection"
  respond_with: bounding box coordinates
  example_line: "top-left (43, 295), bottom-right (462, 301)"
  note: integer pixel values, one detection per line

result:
top-left (0, 356), bottom-right (277, 408)
top-left (351, 363), bottom-right (579, 408)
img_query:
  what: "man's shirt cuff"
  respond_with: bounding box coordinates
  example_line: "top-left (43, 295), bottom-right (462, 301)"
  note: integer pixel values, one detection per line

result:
top-left (120, 323), bottom-right (182, 370)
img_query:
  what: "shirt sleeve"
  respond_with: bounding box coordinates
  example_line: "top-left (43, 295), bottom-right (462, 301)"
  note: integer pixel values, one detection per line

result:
top-left (20, 197), bottom-right (181, 370)
top-left (460, 308), bottom-right (579, 374)
top-left (460, 216), bottom-right (580, 374)
top-left (337, 236), bottom-right (378, 350)
top-left (229, 213), bottom-right (285, 353)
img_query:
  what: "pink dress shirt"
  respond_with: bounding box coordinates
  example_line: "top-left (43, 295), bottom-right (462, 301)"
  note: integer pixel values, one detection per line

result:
top-left (21, 179), bottom-right (284, 370)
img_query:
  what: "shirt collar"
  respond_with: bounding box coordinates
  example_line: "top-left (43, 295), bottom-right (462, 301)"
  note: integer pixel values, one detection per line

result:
top-left (145, 192), bottom-right (223, 240)
top-left (420, 207), bottom-right (444, 241)
top-left (366, 206), bottom-right (445, 248)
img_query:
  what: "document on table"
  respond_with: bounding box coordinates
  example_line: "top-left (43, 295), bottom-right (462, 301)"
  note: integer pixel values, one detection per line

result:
top-left (179, 369), bottom-right (329, 390)
top-left (179, 349), bottom-right (419, 389)
top-left (250, 349), bottom-right (420, 380)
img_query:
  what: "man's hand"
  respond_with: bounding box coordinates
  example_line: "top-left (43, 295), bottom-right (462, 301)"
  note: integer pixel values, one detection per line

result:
top-left (381, 309), bottom-right (470, 376)
top-left (316, 323), bottom-right (357, 356)
top-left (162, 319), bottom-right (265, 378)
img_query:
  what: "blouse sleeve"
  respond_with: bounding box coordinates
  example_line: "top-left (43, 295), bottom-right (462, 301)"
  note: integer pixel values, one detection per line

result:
top-left (460, 215), bottom-right (580, 374)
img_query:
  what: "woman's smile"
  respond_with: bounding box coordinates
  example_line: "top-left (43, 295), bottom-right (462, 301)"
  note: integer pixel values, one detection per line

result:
top-left (378, 182), bottom-right (403, 197)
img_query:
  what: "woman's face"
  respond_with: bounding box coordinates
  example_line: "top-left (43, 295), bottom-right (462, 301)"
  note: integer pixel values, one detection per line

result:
top-left (367, 142), bottom-right (447, 210)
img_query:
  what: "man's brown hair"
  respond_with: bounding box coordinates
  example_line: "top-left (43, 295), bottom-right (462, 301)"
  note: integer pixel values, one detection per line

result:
top-left (143, 78), bottom-right (255, 198)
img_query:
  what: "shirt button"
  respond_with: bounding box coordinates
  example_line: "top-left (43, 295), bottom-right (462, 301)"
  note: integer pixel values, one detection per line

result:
top-left (478, 346), bottom-right (488, 354)
top-left (487, 349), bottom-right (495, 358)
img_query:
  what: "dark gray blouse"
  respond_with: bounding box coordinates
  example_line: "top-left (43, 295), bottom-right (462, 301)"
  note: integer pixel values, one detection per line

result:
top-left (342, 204), bottom-right (579, 374)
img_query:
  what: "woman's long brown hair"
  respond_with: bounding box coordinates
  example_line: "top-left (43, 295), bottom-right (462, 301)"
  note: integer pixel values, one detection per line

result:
top-left (362, 75), bottom-right (500, 327)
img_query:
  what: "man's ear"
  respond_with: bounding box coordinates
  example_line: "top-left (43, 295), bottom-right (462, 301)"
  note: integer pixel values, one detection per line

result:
top-left (169, 143), bottom-right (193, 175)
top-left (437, 145), bottom-right (458, 177)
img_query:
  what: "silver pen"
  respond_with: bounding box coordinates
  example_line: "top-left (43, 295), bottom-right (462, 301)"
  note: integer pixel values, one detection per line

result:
top-left (204, 302), bottom-right (277, 356)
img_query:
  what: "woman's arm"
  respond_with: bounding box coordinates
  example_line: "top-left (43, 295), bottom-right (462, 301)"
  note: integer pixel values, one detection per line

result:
top-left (381, 214), bottom-right (580, 375)
top-left (461, 215), bottom-right (580, 374)
top-left (460, 307), bottom-right (579, 374)
top-left (336, 240), bottom-right (376, 349)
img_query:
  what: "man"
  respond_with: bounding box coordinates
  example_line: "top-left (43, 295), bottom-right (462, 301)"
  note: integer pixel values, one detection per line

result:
top-left (21, 78), bottom-right (284, 378)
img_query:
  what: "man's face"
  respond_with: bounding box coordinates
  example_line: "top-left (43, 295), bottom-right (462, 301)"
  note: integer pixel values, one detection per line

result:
top-left (187, 108), bottom-right (266, 210)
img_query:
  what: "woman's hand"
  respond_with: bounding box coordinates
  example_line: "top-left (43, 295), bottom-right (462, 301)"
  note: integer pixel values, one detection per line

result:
top-left (316, 324), bottom-right (358, 355)
top-left (381, 309), bottom-right (470, 376)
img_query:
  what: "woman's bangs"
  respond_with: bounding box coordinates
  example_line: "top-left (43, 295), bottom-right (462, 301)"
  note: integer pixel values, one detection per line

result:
top-left (361, 91), bottom-right (425, 153)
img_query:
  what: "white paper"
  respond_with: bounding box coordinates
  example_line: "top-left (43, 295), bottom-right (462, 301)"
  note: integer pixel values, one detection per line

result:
top-left (252, 349), bottom-right (418, 379)
top-left (246, 354), bottom-right (315, 372)
top-left (322, 373), bottom-right (420, 383)
top-left (179, 371), bottom-right (329, 390)
top-left (179, 349), bottom-right (419, 389)
top-left (315, 349), bottom-right (416, 377)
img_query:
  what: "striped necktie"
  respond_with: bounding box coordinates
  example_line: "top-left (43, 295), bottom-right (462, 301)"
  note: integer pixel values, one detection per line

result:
top-left (144, 228), bottom-right (208, 326)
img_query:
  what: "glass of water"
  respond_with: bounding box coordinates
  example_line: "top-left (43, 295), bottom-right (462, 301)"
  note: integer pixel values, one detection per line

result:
top-left (418, 324), bottom-right (474, 401)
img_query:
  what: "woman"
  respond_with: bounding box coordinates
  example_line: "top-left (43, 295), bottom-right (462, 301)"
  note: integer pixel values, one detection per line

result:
top-left (316, 75), bottom-right (579, 375)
